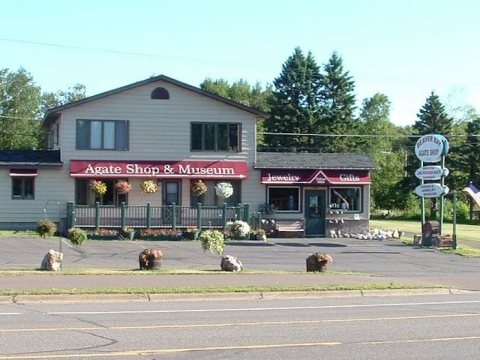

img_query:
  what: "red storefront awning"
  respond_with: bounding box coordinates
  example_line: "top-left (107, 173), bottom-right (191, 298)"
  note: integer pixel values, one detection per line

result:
top-left (260, 169), bottom-right (370, 185)
top-left (70, 160), bottom-right (249, 179)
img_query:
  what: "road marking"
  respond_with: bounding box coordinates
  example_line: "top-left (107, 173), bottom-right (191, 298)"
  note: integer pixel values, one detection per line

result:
top-left (1, 312), bottom-right (479, 333)
top-left (0, 336), bottom-right (479, 359)
top-left (45, 299), bottom-right (480, 315)
top-left (0, 313), bottom-right (21, 316)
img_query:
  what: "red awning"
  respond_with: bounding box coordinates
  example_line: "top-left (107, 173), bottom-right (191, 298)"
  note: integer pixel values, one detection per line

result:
top-left (70, 160), bottom-right (249, 179)
top-left (260, 169), bottom-right (370, 185)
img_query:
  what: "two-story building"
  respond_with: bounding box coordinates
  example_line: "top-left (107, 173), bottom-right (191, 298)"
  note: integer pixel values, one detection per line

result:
top-left (0, 75), bottom-right (374, 237)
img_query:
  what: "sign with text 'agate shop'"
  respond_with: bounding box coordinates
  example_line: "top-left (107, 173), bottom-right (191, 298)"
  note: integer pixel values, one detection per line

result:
top-left (70, 160), bottom-right (249, 179)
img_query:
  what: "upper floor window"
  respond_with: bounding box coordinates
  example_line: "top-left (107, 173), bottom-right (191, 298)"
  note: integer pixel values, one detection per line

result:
top-left (76, 119), bottom-right (129, 150)
top-left (151, 87), bottom-right (170, 99)
top-left (191, 122), bottom-right (240, 152)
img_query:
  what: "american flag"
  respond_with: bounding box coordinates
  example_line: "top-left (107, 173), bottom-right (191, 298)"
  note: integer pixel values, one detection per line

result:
top-left (463, 183), bottom-right (480, 207)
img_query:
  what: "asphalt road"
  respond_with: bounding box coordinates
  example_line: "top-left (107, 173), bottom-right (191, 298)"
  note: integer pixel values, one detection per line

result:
top-left (1, 236), bottom-right (480, 291)
top-left (1, 293), bottom-right (479, 359)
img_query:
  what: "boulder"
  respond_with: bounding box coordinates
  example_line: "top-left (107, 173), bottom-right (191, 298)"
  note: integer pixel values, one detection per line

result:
top-left (40, 249), bottom-right (63, 271)
top-left (220, 255), bottom-right (243, 272)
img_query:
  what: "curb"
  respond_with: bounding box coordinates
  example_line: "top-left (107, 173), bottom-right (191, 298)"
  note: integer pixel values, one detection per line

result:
top-left (5, 288), bottom-right (476, 304)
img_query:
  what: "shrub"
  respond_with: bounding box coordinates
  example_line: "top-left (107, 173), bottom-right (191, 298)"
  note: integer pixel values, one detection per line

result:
top-left (68, 227), bottom-right (88, 245)
top-left (36, 219), bottom-right (57, 238)
top-left (199, 230), bottom-right (225, 255)
top-left (226, 220), bottom-right (251, 239)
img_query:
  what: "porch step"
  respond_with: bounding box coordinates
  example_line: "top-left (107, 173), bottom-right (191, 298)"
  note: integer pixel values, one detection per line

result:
top-left (276, 220), bottom-right (304, 238)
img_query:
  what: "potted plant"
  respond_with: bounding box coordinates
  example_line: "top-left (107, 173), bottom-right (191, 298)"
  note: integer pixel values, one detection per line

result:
top-left (183, 226), bottom-right (200, 240)
top-left (255, 229), bottom-right (267, 241)
top-left (89, 180), bottom-right (107, 196)
top-left (306, 252), bottom-right (333, 272)
top-left (141, 180), bottom-right (158, 193)
top-left (115, 180), bottom-right (132, 193)
top-left (226, 220), bottom-right (250, 239)
top-left (138, 248), bottom-right (162, 270)
top-left (191, 180), bottom-right (207, 196)
top-left (215, 181), bottom-right (233, 199)
top-left (122, 226), bottom-right (136, 240)
top-left (199, 229), bottom-right (225, 255)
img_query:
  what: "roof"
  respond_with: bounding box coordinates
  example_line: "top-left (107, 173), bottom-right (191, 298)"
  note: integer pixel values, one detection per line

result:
top-left (43, 75), bottom-right (269, 126)
top-left (255, 152), bottom-right (376, 170)
top-left (0, 150), bottom-right (62, 166)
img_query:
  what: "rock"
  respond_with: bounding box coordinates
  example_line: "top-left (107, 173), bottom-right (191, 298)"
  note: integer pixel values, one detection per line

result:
top-left (40, 249), bottom-right (63, 271)
top-left (220, 255), bottom-right (243, 272)
top-left (392, 229), bottom-right (400, 238)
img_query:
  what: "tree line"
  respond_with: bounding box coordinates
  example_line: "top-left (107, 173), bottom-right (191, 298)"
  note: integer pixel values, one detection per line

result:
top-left (200, 48), bottom-right (480, 218)
top-left (2, 48), bottom-right (480, 217)
top-left (0, 67), bottom-right (85, 149)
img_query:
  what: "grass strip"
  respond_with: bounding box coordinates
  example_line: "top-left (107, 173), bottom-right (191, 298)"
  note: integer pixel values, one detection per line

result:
top-left (0, 283), bottom-right (431, 297)
top-left (0, 269), bottom-right (370, 276)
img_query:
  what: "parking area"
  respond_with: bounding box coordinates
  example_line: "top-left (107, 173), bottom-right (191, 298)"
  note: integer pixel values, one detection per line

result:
top-left (1, 236), bottom-right (480, 291)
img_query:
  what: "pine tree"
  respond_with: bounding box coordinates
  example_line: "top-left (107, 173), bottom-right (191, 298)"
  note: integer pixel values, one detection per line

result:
top-left (317, 52), bottom-right (357, 152)
top-left (414, 91), bottom-right (453, 135)
top-left (263, 47), bottom-right (321, 152)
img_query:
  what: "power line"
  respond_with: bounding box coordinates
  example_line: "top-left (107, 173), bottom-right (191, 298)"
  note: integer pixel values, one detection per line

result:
top-left (0, 37), bottom-right (165, 59)
top-left (260, 132), bottom-right (477, 138)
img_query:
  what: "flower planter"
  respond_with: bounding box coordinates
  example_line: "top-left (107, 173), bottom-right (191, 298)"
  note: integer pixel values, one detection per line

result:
top-left (306, 253), bottom-right (332, 272)
top-left (139, 248), bottom-right (162, 270)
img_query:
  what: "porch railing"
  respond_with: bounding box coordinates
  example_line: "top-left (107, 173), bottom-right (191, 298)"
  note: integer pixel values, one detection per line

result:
top-left (66, 202), bottom-right (262, 230)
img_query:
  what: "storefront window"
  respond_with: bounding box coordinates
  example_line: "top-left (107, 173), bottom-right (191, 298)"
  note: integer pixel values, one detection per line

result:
top-left (12, 177), bottom-right (34, 199)
top-left (267, 187), bottom-right (300, 212)
top-left (329, 187), bottom-right (361, 212)
top-left (75, 179), bottom-right (128, 206)
top-left (190, 180), bottom-right (241, 206)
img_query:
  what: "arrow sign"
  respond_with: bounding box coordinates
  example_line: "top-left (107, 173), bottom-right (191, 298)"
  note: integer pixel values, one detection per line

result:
top-left (415, 166), bottom-right (449, 181)
top-left (415, 184), bottom-right (449, 198)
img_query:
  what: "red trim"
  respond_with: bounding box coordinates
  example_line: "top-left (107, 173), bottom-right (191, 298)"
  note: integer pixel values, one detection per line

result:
top-left (260, 169), bottom-right (370, 184)
top-left (70, 160), bottom-right (249, 179)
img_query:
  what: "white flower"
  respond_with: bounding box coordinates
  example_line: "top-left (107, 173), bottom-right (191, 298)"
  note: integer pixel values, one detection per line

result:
top-left (215, 182), bottom-right (234, 198)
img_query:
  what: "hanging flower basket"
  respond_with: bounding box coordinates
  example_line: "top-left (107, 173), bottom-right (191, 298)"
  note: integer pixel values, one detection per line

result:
top-left (89, 180), bottom-right (107, 196)
top-left (191, 180), bottom-right (208, 196)
top-left (115, 180), bottom-right (132, 193)
top-left (141, 180), bottom-right (158, 193)
top-left (215, 182), bottom-right (233, 199)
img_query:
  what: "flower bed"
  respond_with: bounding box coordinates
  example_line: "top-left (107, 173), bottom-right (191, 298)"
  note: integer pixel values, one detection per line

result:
top-left (138, 228), bottom-right (184, 241)
top-left (86, 228), bottom-right (119, 240)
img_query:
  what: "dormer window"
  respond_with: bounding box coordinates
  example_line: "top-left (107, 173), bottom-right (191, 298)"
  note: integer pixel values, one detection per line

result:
top-left (151, 87), bottom-right (170, 100)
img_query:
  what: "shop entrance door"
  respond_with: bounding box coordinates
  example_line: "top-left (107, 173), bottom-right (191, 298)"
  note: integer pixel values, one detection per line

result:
top-left (304, 190), bottom-right (326, 237)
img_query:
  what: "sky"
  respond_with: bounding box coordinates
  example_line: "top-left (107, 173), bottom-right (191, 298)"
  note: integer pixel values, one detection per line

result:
top-left (1, 0), bottom-right (479, 126)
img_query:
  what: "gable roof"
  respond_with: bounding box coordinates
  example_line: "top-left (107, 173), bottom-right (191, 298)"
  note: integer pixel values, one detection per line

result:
top-left (43, 74), bottom-right (269, 125)
top-left (0, 150), bottom-right (62, 166)
top-left (255, 152), bottom-right (376, 170)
